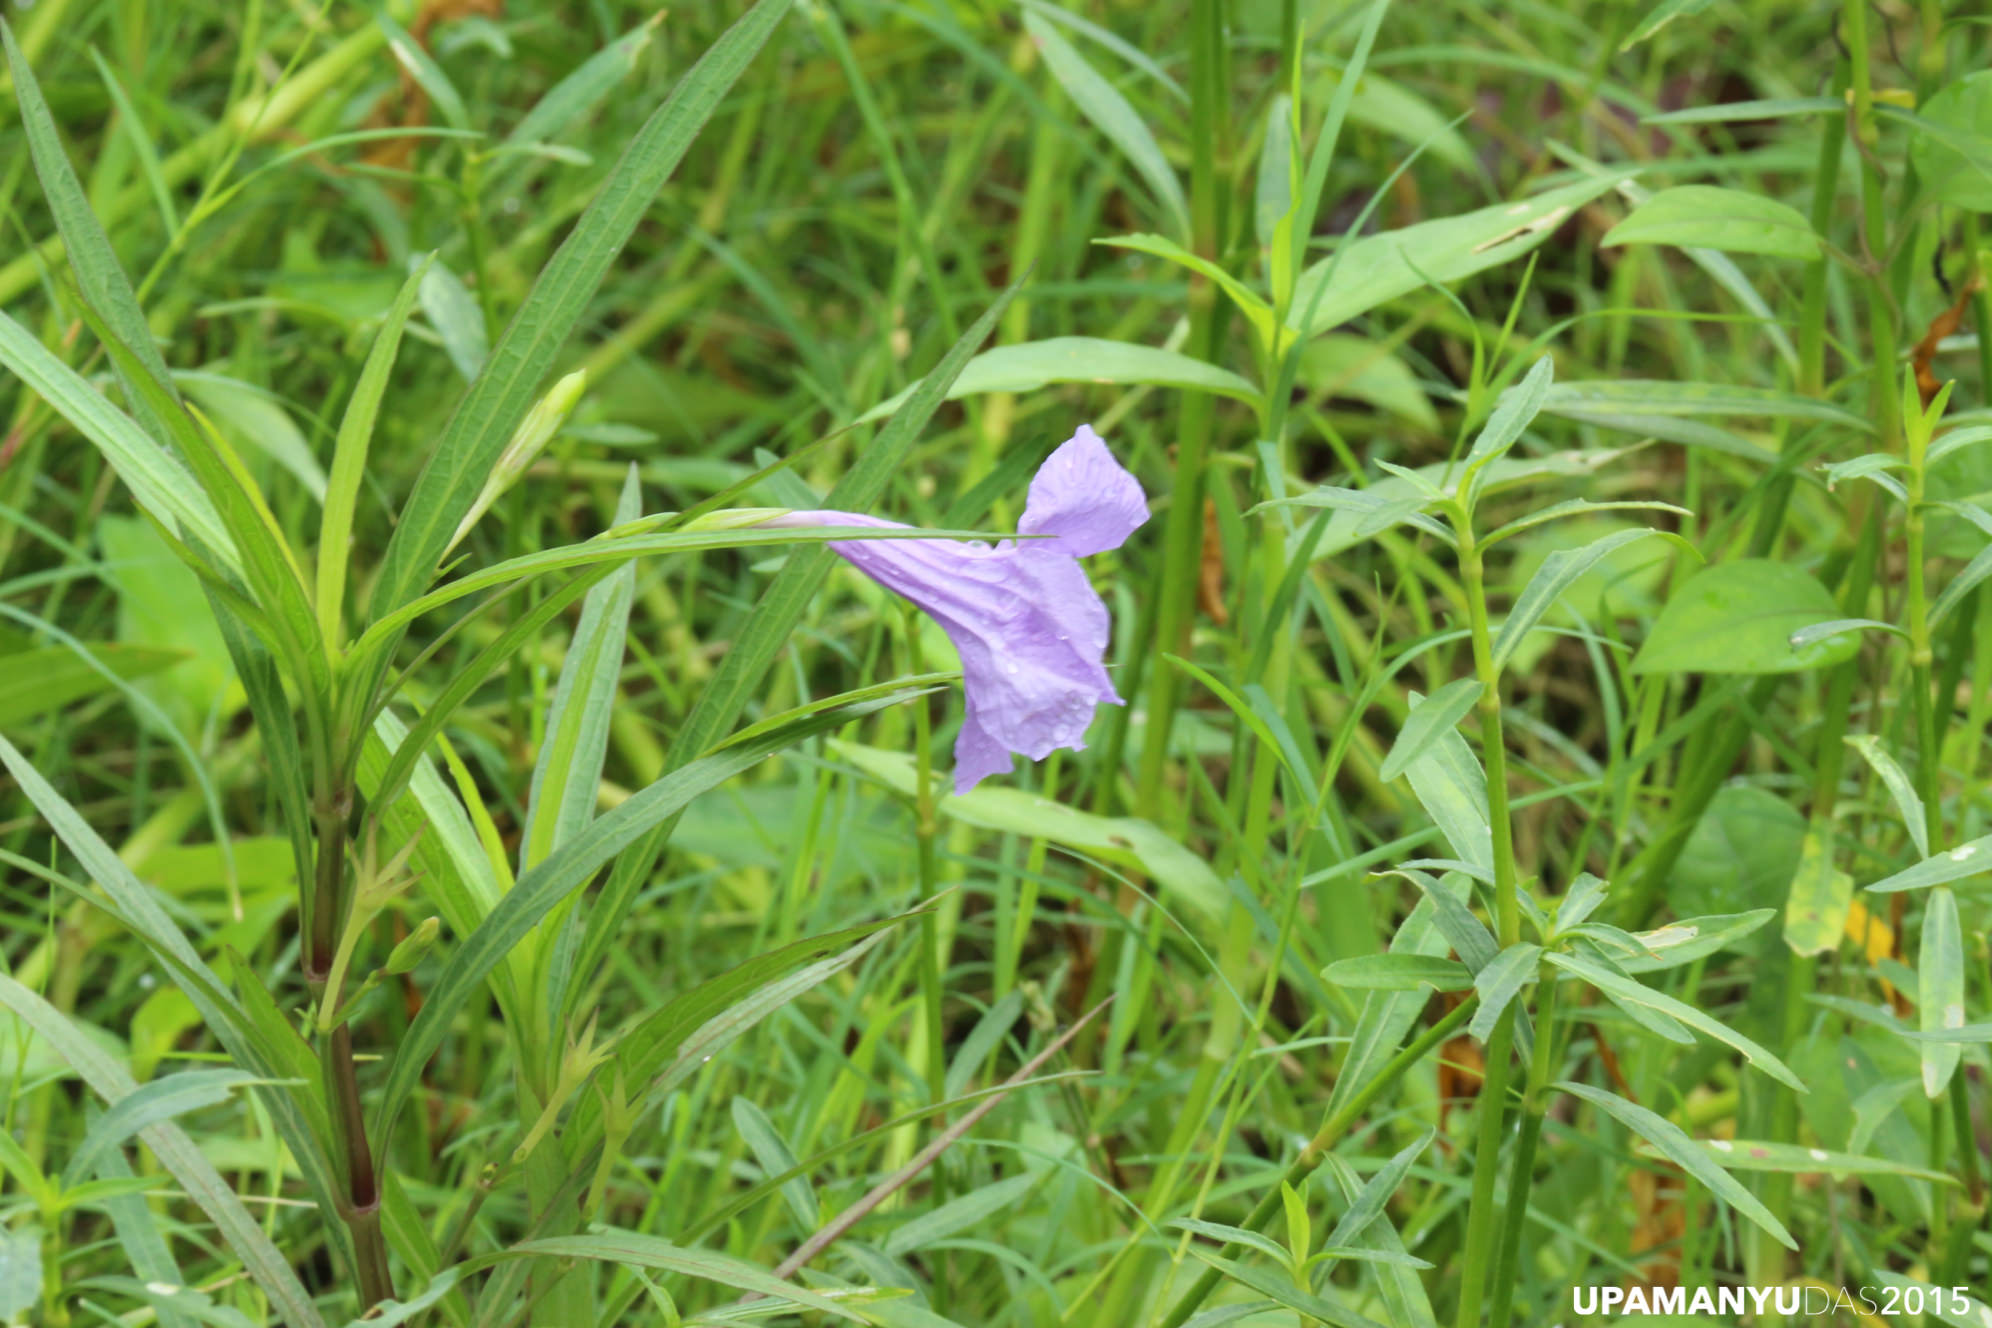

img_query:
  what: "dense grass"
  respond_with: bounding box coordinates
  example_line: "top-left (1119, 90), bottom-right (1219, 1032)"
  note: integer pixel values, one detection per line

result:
top-left (3, 0), bottom-right (1991, 1324)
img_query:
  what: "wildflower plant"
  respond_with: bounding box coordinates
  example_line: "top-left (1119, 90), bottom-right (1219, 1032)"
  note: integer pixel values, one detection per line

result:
top-left (4, 0), bottom-right (1992, 1326)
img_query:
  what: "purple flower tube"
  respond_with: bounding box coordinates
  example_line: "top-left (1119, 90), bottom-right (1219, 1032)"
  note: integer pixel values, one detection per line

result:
top-left (763, 425), bottom-right (1148, 792)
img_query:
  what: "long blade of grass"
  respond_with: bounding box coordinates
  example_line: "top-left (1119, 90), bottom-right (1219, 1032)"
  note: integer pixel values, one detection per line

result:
top-left (0, 309), bottom-right (235, 568)
top-left (318, 259), bottom-right (432, 651)
top-left (366, 0), bottom-right (793, 620)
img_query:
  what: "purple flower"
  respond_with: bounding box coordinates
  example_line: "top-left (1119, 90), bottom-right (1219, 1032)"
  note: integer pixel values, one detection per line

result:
top-left (765, 425), bottom-right (1147, 793)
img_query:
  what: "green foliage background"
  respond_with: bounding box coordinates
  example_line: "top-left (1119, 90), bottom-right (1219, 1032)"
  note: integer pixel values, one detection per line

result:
top-left (1, 0), bottom-right (1991, 1324)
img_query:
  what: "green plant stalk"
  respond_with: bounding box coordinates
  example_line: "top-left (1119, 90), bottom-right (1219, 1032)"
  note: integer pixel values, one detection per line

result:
top-left (1135, 0), bottom-right (1226, 823)
top-left (1453, 528), bottom-right (1524, 1328)
top-left (907, 607), bottom-right (950, 1304)
top-left (1795, 71), bottom-right (1847, 398)
top-left (306, 797), bottom-right (393, 1308)
top-left (1487, 961), bottom-right (1560, 1328)
top-left (1155, 997), bottom-right (1478, 1328)
top-left (1843, 0), bottom-right (1900, 454)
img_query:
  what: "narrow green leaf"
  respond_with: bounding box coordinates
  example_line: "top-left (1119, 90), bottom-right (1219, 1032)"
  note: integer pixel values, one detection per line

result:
top-left (418, 261), bottom-right (489, 381)
top-left (523, 467), bottom-right (642, 869)
top-left (3, 20), bottom-right (179, 429)
top-left (377, 11), bottom-right (470, 131)
top-left (1482, 498), bottom-right (1693, 547)
top-left (1869, 837), bottom-right (1992, 894)
top-left (732, 1098), bottom-right (818, 1229)
top-left (1464, 356), bottom-right (1554, 471)
top-left (1558, 1079), bottom-right (1795, 1250)
top-left (1641, 97), bottom-right (1841, 125)
top-left (856, 335), bottom-right (1259, 423)
top-left (0, 310), bottom-right (234, 567)
top-left (1788, 618), bottom-right (1905, 652)
top-left (1659, 1138), bottom-right (1954, 1182)
top-left (369, 0), bottom-right (793, 619)
top-left (1846, 735), bottom-right (1931, 859)
top-left (1400, 705), bottom-right (1492, 875)
top-left (1099, 232), bottom-right (1281, 350)
top-left (1931, 543), bottom-right (1992, 628)
top-left (1323, 890), bottom-right (1456, 1121)
top-left (1323, 953), bottom-right (1474, 992)
top-left (1538, 379), bottom-right (1868, 429)
top-left (837, 741), bottom-right (1225, 922)
top-left (1469, 944), bottom-right (1542, 1042)
top-left (1380, 679), bottom-right (1483, 782)
top-left (1323, 1131), bottom-right (1433, 1252)
top-left (885, 1173), bottom-right (1038, 1256)
top-left (1492, 528), bottom-right (1665, 672)
top-left (571, 918), bottom-right (905, 1156)
top-left (1292, 174), bottom-right (1632, 334)
top-left (1603, 185), bottom-right (1821, 259)
top-left (1255, 93), bottom-right (1295, 250)
top-left (80, 311), bottom-right (331, 723)
top-left (489, 16), bottom-right (660, 190)
top-left (1023, 9), bottom-right (1188, 237)
top-left (1182, 1248), bottom-right (1390, 1328)
top-left (319, 259), bottom-right (432, 649)
top-left (1619, 910), bottom-right (1777, 972)
top-left (0, 1229), bottom-right (37, 1319)
top-left (1548, 951), bottom-right (1803, 1089)
top-left (62, 1069), bottom-right (259, 1188)
top-left (1920, 887), bottom-right (1966, 1098)
top-left (1620, 0), bottom-right (1716, 48)
top-left (470, 1231), bottom-right (861, 1320)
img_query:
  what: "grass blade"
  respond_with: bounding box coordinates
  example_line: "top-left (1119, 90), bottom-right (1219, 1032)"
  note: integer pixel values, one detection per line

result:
top-left (368, 0), bottom-right (794, 620)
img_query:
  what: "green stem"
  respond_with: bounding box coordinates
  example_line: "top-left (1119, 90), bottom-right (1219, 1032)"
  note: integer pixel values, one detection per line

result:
top-left (1155, 998), bottom-right (1478, 1328)
top-left (1134, 0), bottom-right (1226, 821)
top-left (1487, 964), bottom-right (1560, 1328)
top-left (1843, 0), bottom-right (1900, 453)
top-left (306, 798), bottom-right (393, 1308)
top-left (1453, 526), bottom-right (1523, 1328)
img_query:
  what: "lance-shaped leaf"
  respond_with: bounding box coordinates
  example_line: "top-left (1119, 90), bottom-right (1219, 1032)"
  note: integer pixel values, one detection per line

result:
top-left (1024, 9), bottom-right (1187, 238)
top-left (1548, 950), bottom-right (1803, 1089)
top-left (1560, 1080), bottom-right (1795, 1250)
top-left (1920, 887), bottom-right (1966, 1098)
top-left (369, 0), bottom-right (794, 618)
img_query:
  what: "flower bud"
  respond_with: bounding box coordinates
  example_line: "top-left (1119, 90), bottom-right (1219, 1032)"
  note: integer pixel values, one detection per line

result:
top-left (447, 369), bottom-right (587, 554)
top-left (383, 916), bottom-right (441, 975)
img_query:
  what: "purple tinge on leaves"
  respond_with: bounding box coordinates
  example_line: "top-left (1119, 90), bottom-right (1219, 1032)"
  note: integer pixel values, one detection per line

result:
top-left (764, 425), bottom-right (1147, 793)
